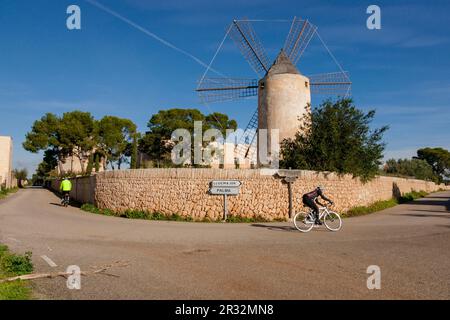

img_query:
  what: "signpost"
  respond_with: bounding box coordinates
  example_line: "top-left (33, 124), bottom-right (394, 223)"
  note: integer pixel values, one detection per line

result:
top-left (277, 169), bottom-right (298, 219)
top-left (209, 180), bottom-right (241, 221)
top-left (210, 180), bottom-right (242, 188)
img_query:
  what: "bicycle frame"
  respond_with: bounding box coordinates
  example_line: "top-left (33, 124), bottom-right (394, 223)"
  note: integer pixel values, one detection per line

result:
top-left (308, 206), bottom-right (331, 220)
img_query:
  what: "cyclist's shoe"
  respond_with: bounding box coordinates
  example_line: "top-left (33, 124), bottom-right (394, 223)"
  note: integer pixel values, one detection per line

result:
top-left (315, 219), bottom-right (323, 225)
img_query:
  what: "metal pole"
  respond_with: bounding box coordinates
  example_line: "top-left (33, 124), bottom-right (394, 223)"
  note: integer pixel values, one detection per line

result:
top-left (288, 182), bottom-right (293, 219)
top-left (223, 194), bottom-right (228, 221)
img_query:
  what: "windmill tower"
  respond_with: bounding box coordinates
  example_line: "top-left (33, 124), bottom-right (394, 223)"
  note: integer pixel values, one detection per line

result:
top-left (196, 18), bottom-right (351, 166)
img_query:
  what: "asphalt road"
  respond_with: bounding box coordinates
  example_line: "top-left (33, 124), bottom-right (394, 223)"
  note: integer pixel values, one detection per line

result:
top-left (0, 187), bottom-right (449, 299)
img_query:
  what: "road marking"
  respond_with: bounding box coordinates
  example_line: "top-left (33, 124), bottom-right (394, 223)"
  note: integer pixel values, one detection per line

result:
top-left (7, 237), bottom-right (20, 243)
top-left (41, 255), bottom-right (58, 267)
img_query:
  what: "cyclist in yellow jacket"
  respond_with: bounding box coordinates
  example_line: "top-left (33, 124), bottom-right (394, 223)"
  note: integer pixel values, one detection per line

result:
top-left (60, 178), bottom-right (72, 204)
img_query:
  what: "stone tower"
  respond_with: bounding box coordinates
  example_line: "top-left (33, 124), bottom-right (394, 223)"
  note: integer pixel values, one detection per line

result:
top-left (257, 50), bottom-right (311, 165)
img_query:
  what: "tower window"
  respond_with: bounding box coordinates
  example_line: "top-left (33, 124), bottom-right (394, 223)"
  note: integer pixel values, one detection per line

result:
top-left (305, 81), bottom-right (309, 88)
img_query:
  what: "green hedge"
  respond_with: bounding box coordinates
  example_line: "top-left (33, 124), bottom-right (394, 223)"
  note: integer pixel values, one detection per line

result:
top-left (344, 190), bottom-right (428, 218)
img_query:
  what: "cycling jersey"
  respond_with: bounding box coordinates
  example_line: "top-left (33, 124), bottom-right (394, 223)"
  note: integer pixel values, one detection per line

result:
top-left (60, 179), bottom-right (72, 192)
top-left (304, 188), bottom-right (323, 200)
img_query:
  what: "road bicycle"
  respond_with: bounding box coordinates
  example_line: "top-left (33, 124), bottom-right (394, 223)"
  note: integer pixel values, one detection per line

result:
top-left (61, 193), bottom-right (70, 207)
top-left (293, 204), bottom-right (342, 233)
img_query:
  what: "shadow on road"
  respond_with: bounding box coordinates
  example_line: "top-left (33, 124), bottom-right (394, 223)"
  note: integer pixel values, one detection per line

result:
top-left (49, 202), bottom-right (63, 207)
top-left (425, 196), bottom-right (450, 199)
top-left (250, 223), bottom-right (328, 233)
top-left (401, 213), bottom-right (450, 219)
top-left (250, 224), bottom-right (298, 232)
top-left (405, 199), bottom-right (450, 212)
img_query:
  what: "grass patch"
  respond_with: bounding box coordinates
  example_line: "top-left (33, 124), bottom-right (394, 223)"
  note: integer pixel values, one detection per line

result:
top-left (81, 204), bottom-right (286, 223)
top-left (343, 190), bottom-right (429, 218)
top-left (398, 190), bottom-right (428, 204)
top-left (81, 204), bottom-right (194, 222)
top-left (0, 187), bottom-right (19, 200)
top-left (0, 244), bottom-right (33, 300)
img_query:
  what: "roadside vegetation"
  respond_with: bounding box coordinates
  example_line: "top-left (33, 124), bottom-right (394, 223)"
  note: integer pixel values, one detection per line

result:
top-left (13, 168), bottom-right (29, 188)
top-left (343, 190), bottom-right (428, 218)
top-left (0, 245), bottom-right (33, 300)
top-left (0, 187), bottom-right (19, 200)
top-left (25, 103), bottom-right (449, 187)
top-left (382, 148), bottom-right (450, 184)
top-left (24, 108), bottom-right (238, 183)
top-left (280, 98), bottom-right (389, 181)
top-left (80, 203), bottom-right (284, 223)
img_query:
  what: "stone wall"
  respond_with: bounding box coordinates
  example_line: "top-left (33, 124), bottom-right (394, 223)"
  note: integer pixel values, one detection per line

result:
top-left (51, 169), bottom-right (448, 221)
top-left (51, 175), bottom-right (96, 204)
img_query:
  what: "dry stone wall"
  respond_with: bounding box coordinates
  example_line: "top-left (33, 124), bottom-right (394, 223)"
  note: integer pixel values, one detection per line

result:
top-left (52, 169), bottom-right (448, 221)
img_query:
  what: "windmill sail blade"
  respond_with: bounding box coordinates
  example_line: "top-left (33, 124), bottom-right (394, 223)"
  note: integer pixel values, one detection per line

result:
top-left (284, 17), bottom-right (317, 65)
top-left (308, 71), bottom-right (352, 96)
top-left (196, 78), bottom-right (258, 103)
top-left (236, 108), bottom-right (258, 159)
top-left (230, 19), bottom-right (270, 77)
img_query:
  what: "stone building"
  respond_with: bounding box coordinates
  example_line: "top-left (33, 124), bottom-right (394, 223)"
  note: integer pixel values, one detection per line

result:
top-left (137, 141), bottom-right (256, 169)
top-left (57, 151), bottom-right (106, 175)
top-left (0, 136), bottom-right (14, 188)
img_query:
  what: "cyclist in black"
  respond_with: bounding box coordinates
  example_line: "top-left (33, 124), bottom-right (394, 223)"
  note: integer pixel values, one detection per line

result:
top-left (302, 186), bottom-right (334, 225)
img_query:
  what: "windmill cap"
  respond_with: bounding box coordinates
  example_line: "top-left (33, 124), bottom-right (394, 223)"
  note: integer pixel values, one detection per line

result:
top-left (265, 49), bottom-right (301, 76)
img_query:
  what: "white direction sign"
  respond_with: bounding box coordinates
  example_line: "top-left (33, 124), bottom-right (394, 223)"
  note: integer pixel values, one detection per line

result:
top-left (209, 187), bottom-right (240, 195)
top-left (209, 180), bottom-right (241, 221)
top-left (210, 180), bottom-right (242, 188)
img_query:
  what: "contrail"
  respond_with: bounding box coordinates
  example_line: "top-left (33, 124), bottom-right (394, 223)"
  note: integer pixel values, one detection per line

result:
top-left (84, 0), bottom-right (224, 76)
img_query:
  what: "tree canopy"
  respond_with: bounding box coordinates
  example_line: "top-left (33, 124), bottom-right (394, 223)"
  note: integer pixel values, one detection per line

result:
top-left (97, 116), bottom-right (137, 170)
top-left (383, 158), bottom-right (436, 182)
top-left (23, 111), bottom-right (138, 176)
top-left (139, 108), bottom-right (237, 167)
top-left (280, 98), bottom-right (389, 181)
top-left (415, 147), bottom-right (450, 183)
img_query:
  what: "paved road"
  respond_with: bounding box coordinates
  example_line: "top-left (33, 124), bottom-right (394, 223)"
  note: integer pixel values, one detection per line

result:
top-left (0, 188), bottom-right (449, 299)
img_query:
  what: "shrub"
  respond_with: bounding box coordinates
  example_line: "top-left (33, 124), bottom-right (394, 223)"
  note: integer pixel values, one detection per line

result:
top-left (0, 251), bottom-right (33, 276)
top-left (398, 190), bottom-right (428, 203)
top-left (280, 98), bottom-right (389, 181)
top-left (124, 210), bottom-right (149, 220)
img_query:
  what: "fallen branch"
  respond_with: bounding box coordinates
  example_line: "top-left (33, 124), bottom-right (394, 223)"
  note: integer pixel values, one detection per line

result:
top-left (0, 260), bottom-right (130, 283)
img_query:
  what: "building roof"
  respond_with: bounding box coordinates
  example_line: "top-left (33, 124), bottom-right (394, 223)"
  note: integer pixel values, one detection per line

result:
top-left (265, 49), bottom-right (301, 77)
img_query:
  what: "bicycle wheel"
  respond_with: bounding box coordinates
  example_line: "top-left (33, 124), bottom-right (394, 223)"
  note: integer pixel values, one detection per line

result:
top-left (293, 212), bottom-right (315, 233)
top-left (323, 211), bottom-right (342, 231)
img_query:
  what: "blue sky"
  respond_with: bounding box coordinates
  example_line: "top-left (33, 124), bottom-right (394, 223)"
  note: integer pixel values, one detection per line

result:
top-left (0, 0), bottom-right (449, 174)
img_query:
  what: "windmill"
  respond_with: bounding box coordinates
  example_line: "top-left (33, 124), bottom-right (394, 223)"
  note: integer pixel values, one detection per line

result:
top-left (196, 17), bottom-right (351, 166)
